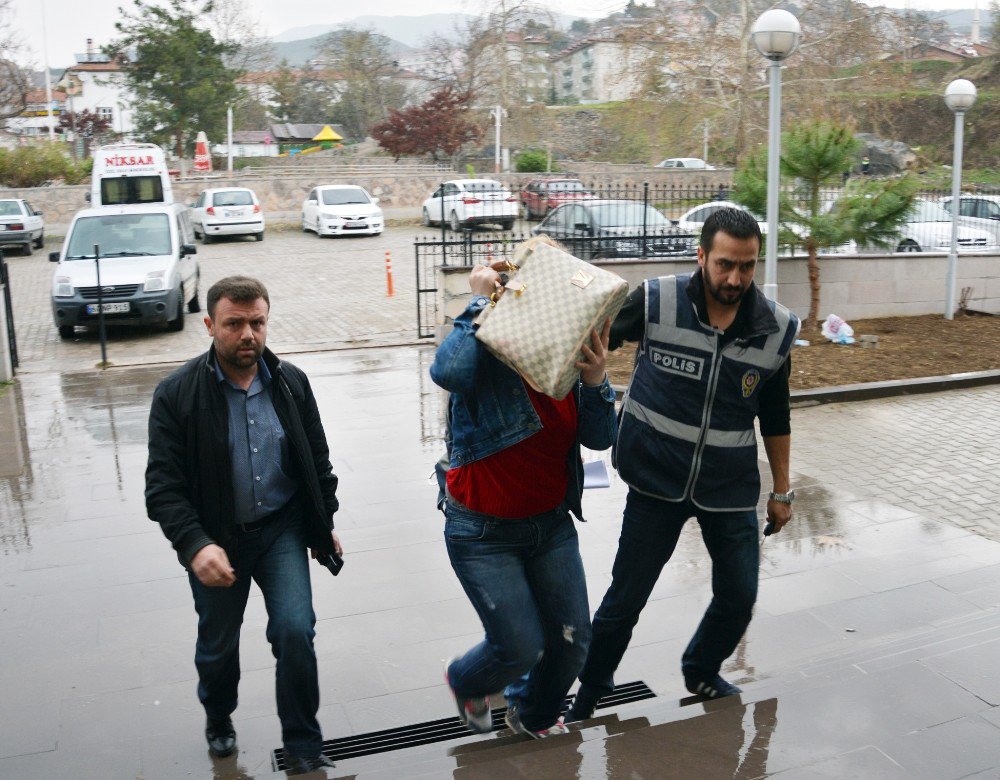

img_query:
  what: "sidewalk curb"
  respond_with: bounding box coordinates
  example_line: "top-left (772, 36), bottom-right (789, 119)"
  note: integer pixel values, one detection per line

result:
top-left (611, 369), bottom-right (1000, 407)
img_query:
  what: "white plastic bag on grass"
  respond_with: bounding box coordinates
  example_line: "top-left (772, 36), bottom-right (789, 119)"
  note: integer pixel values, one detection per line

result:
top-left (821, 314), bottom-right (855, 345)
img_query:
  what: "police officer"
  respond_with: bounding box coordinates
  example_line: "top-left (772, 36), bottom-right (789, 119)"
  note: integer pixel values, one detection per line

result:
top-left (567, 207), bottom-right (798, 719)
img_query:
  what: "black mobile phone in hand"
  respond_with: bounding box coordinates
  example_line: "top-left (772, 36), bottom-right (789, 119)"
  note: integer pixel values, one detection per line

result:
top-left (317, 551), bottom-right (344, 576)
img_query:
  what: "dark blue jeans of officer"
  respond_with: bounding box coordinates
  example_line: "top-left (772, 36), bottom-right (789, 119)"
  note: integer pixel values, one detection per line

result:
top-left (445, 501), bottom-right (592, 731)
top-left (578, 489), bottom-right (759, 696)
top-left (188, 508), bottom-right (323, 759)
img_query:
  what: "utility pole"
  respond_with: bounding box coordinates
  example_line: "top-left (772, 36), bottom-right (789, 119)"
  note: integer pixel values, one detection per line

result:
top-left (490, 105), bottom-right (506, 174)
top-left (41, 0), bottom-right (55, 140)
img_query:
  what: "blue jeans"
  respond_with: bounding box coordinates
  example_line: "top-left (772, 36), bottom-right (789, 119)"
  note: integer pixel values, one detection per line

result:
top-left (444, 501), bottom-right (592, 732)
top-left (188, 504), bottom-right (323, 758)
top-left (578, 489), bottom-right (759, 697)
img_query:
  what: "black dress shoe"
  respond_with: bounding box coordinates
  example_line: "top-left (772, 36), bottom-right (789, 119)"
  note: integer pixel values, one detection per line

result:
top-left (285, 754), bottom-right (335, 774)
top-left (205, 716), bottom-right (237, 758)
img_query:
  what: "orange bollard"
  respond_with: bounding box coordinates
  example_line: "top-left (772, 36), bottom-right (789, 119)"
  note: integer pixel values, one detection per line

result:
top-left (385, 250), bottom-right (395, 297)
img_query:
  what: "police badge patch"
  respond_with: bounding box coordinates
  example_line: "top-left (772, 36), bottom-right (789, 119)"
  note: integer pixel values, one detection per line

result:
top-left (741, 369), bottom-right (761, 398)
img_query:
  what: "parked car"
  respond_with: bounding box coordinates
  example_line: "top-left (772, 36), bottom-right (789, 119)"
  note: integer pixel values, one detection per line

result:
top-left (0, 198), bottom-right (45, 256)
top-left (519, 178), bottom-right (594, 220)
top-left (895, 199), bottom-right (995, 253)
top-left (674, 201), bottom-right (762, 235)
top-left (190, 187), bottom-right (265, 243)
top-left (940, 194), bottom-right (1000, 221)
top-left (421, 179), bottom-right (519, 231)
top-left (50, 202), bottom-right (199, 339)
top-left (302, 185), bottom-right (384, 237)
top-left (532, 200), bottom-right (690, 260)
top-left (656, 157), bottom-right (715, 170)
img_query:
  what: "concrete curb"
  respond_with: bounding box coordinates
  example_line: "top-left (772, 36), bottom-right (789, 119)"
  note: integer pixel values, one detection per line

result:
top-left (611, 369), bottom-right (1000, 407)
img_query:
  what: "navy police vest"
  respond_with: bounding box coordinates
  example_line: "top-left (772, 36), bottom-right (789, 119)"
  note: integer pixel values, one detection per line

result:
top-left (613, 273), bottom-right (799, 511)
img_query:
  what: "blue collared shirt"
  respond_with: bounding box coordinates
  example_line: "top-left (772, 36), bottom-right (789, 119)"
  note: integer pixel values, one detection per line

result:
top-left (214, 357), bottom-right (298, 525)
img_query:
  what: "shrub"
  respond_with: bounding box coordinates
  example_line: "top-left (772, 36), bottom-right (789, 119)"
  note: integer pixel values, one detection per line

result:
top-left (0, 143), bottom-right (75, 187)
top-left (514, 148), bottom-right (552, 173)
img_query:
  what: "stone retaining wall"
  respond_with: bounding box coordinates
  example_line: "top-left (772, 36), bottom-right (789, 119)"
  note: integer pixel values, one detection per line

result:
top-left (2, 168), bottom-right (734, 234)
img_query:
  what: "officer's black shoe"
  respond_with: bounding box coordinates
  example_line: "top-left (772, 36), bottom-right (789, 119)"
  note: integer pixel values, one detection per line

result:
top-left (684, 674), bottom-right (742, 700)
top-left (564, 686), bottom-right (602, 723)
top-left (205, 716), bottom-right (237, 758)
top-left (285, 754), bottom-right (336, 774)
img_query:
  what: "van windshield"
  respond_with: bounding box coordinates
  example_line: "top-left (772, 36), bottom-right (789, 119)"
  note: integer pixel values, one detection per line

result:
top-left (101, 176), bottom-right (164, 205)
top-left (65, 213), bottom-right (171, 259)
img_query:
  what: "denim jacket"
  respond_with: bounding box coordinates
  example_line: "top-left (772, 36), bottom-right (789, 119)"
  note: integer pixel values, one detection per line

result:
top-left (430, 296), bottom-right (618, 520)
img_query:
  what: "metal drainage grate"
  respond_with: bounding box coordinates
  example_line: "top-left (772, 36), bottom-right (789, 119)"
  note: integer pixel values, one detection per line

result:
top-left (271, 680), bottom-right (656, 771)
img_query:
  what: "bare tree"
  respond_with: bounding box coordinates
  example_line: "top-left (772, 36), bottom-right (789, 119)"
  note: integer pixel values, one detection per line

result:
top-left (0, 0), bottom-right (30, 124)
top-left (205, 0), bottom-right (275, 73)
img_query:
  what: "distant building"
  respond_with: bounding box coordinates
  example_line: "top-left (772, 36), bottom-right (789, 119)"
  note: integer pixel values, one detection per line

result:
top-left (210, 130), bottom-right (278, 158)
top-left (552, 30), bottom-right (663, 104)
top-left (56, 40), bottom-right (136, 137)
top-left (7, 88), bottom-right (67, 137)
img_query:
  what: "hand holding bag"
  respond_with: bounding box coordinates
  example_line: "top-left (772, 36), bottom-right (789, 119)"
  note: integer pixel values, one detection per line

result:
top-left (475, 236), bottom-right (629, 400)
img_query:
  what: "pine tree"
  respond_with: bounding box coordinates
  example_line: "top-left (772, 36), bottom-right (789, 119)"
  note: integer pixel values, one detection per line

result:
top-left (735, 121), bottom-right (918, 328)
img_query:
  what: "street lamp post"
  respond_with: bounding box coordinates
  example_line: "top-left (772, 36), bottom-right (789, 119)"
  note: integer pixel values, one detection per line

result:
top-left (752, 9), bottom-right (801, 303)
top-left (943, 79), bottom-right (976, 320)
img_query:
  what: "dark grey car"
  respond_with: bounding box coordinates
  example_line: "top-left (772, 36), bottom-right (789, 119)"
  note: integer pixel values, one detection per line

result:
top-left (531, 200), bottom-right (692, 260)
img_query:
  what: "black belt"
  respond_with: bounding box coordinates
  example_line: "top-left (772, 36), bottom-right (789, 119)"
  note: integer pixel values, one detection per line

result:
top-left (237, 492), bottom-right (301, 533)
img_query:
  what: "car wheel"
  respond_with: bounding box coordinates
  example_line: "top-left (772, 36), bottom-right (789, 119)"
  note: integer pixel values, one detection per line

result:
top-left (201, 231), bottom-right (212, 245)
top-left (187, 274), bottom-right (201, 313)
top-left (449, 211), bottom-right (462, 232)
top-left (58, 324), bottom-right (74, 339)
top-left (520, 203), bottom-right (531, 221)
top-left (302, 215), bottom-right (309, 232)
top-left (34, 233), bottom-right (44, 249)
top-left (22, 241), bottom-right (32, 256)
top-left (316, 218), bottom-right (324, 237)
top-left (255, 231), bottom-right (264, 242)
top-left (167, 291), bottom-right (185, 331)
top-left (501, 219), bottom-right (514, 231)
top-left (193, 226), bottom-right (201, 240)
top-left (897, 239), bottom-right (921, 253)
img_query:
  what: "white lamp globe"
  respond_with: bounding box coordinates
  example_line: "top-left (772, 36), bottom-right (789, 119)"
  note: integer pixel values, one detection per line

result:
top-left (944, 79), bottom-right (977, 113)
top-left (752, 9), bottom-right (802, 61)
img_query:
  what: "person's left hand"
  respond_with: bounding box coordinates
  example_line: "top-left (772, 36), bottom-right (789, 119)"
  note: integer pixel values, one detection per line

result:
top-left (765, 500), bottom-right (792, 534)
top-left (311, 531), bottom-right (344, 559)
top-left (576, 318), bottom-right (611, 387)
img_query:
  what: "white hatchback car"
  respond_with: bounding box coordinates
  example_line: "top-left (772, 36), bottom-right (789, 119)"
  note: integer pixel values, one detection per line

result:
top-left (191, 188), bottom-right (265, 243)
top-left (895, 199), bottom-right (995, 253)
top-left (0, 198), bottom-right (45, 256)
top-left (656, 157), bottom-right (715, 170)
top-left (302, 185), bottom-right (383, 237)
top-left (421, 179), bottom-right (519, 231)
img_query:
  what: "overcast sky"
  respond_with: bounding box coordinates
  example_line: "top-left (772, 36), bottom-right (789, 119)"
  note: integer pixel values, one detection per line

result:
top-left (9, 0), bottom-right (981, 70)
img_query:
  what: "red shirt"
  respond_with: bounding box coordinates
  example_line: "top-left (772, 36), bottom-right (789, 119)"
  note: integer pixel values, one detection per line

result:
top-left (447, 384), bottom-right (577, 519)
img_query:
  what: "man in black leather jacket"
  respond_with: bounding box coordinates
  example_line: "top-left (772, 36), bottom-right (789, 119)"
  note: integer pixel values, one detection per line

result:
top-left (145, 276), bottom-right (341, 773)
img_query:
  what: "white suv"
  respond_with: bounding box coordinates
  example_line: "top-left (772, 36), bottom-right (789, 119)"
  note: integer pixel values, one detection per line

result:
top-left (421, 179), bottom-right (519, 231)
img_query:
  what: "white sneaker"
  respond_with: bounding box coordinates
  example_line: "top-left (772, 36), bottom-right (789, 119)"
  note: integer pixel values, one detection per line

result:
top-left (505, 705), bottom-right (570, 739)
top-left (444, 657), bottom-right (493, 733)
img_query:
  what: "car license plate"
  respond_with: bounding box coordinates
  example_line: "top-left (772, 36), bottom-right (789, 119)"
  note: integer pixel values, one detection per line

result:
top-left (86, 302), bottom-right (131, 314)
top-left (344, 221), bottom-right (367, 228)
top-left (225, 209), bottom-right (244, 218)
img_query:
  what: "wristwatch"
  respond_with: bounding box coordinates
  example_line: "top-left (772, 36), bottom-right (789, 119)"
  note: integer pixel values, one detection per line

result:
top-left (471, 296), bottom-right (490, 308)
top-left (769, 490), bottom-right (795, 504)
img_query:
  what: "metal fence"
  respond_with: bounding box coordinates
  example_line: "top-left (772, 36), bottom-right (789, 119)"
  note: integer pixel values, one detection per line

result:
top-left (413, 178), bottom-right (1000, 337)
top-left (0, 251), bottom-right (18, 371)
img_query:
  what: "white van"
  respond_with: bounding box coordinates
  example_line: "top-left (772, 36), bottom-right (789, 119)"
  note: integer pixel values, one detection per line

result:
top-left (49, 202), bottom-right (200, 339)
top-left (90, 143), bottom-right (173, 206)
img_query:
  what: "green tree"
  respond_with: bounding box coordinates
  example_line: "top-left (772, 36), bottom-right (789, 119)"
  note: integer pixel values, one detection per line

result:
top-left (735, 120), bottom-right (917, 329)
top-left (107, 0), bottom-right (241, 158)
top-left (0, 0), bottom-right (29, 122)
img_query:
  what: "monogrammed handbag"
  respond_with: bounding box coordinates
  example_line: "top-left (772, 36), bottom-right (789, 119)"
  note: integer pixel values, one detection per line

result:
top-left (475, 237), bottom-right (629, 400)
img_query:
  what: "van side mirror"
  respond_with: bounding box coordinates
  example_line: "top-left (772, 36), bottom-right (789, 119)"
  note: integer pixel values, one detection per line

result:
top-left (35, 210), bottom-right (43, 216)
top-left (574, 222), bottom-right (592, 234)
top-left (49, 251), bottom-right (60, 262)
top-left (181, 243), bottom-right (197, 256)
top-left (85, 192), bottom-right (91, 202)
top-left (372, 197), bottom-right (380, 204)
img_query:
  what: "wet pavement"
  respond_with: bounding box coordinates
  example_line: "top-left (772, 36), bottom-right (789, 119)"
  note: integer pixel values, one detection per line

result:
top-left (1, 346), bottom-right (999, 778)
